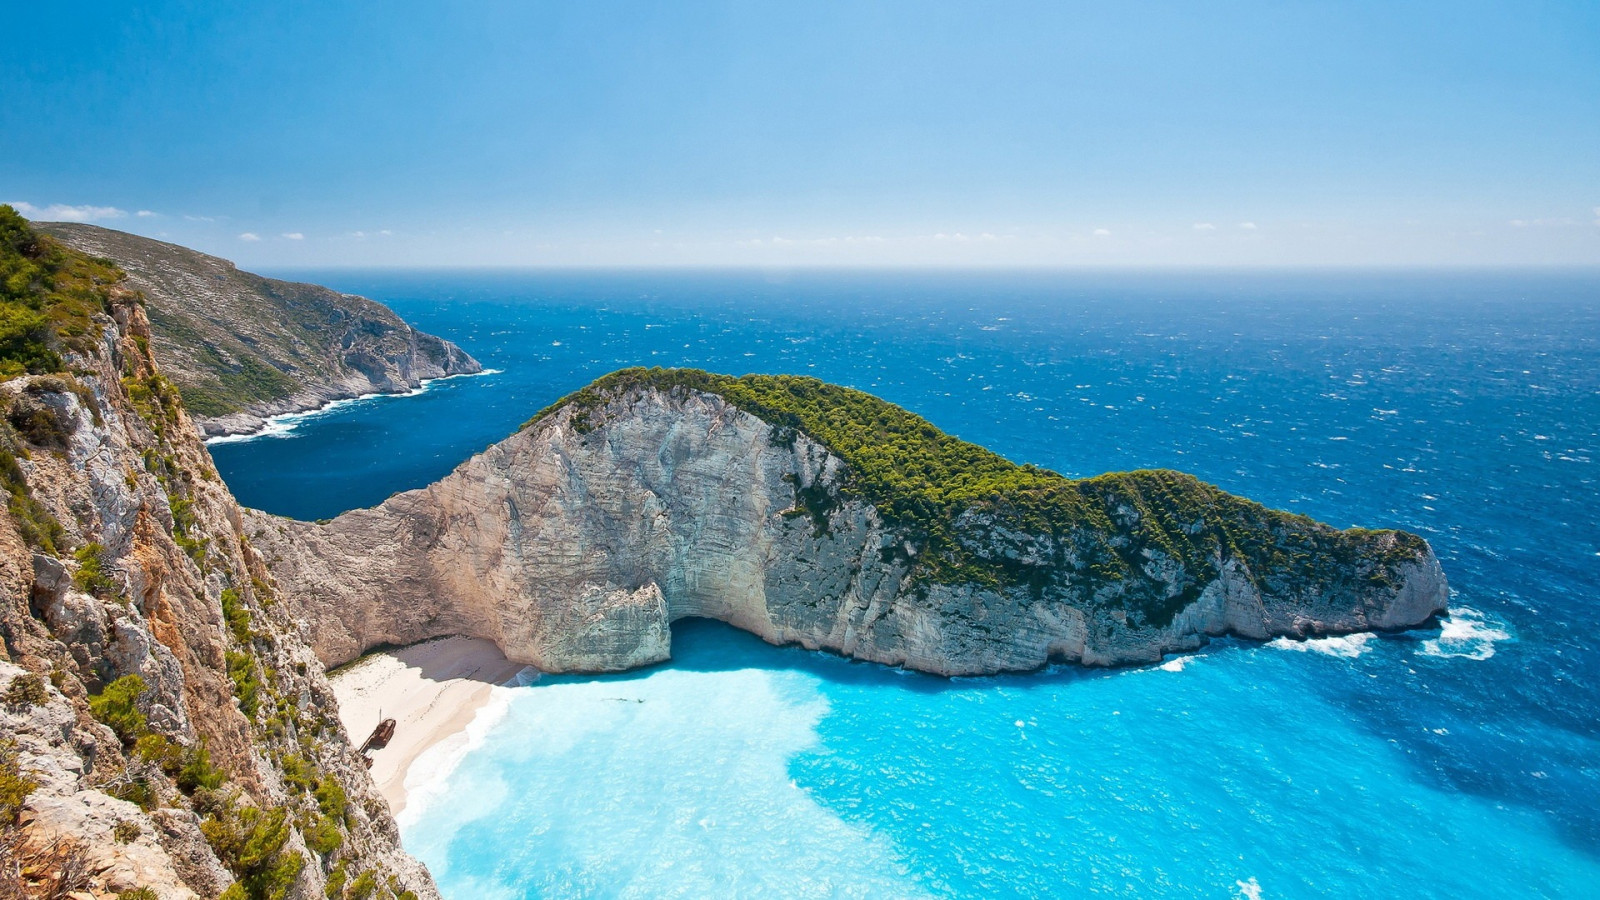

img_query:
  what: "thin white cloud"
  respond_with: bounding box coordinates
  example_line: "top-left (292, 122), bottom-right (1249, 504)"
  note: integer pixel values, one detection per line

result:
top-left (281, 232), bottom-right (304, 240)
top-left (1093, 227), bottom-right (1111, 237)
top-left (238, 232), bottom-right (262, 242)
top-left (1192, 222), bottom-right (1216, 231)
top-left (379, 229), bottom-right (393, 236)
top-left (7, 201), bottom-right (127, 222)
top-left (1239, 221), bottom-right (1258, 230)
top-left (184, 214), bottom-right (218, 222)
top-left (136, 210), bottom-right (157, 218)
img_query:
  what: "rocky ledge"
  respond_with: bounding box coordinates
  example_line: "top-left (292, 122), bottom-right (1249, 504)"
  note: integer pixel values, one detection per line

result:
top-left (252, 368), bottom-right (1449, 677)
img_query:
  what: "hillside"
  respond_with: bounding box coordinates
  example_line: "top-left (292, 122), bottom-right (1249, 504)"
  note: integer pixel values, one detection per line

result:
top-left (0, 206), bottom-right (434, 897)
top-left (37, 223), bottom-right (480, 437)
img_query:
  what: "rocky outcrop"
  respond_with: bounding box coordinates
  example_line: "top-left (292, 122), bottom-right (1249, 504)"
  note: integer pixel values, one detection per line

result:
top-left (0, 218), bottom-right (435, 898)
top-left (38, 222), bottom-right (481, 438)
top-left (252, 380), bottom-right (1449, 677)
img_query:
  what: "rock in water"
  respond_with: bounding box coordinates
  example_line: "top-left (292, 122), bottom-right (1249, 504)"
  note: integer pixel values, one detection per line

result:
top-left (254, 368), bottom-right (1449, 676)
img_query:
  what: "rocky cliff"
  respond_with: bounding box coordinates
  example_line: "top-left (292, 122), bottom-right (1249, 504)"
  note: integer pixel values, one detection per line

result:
top-left (253, 369), bottom-right (1448, 677)
top-left (37, 223), bottom-right (480, 438)
top-left (0, 208), bottom-right (434, 897)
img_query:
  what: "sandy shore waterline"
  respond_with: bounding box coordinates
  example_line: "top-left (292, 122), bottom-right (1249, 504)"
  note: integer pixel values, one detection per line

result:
top-left (327, 635), bottom-right (526, 816)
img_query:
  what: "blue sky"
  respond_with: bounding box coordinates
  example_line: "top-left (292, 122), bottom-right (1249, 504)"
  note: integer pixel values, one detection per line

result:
top-left (4, 0), bottom-right (1598, 266)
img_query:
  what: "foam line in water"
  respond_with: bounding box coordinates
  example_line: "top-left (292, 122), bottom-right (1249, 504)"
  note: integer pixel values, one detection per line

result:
top-left (396, 683), bottom-right (516, 833)
top-left (204, 368), bottom-right (502, 445)
top-left (1419, 607), bottom-right (1511, 660)
top-left (1268, 632), bottom-right (1375, 658)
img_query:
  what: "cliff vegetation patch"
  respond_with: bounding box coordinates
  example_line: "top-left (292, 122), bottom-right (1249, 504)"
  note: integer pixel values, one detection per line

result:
top-left (0, 205), bottom-right (122, 380)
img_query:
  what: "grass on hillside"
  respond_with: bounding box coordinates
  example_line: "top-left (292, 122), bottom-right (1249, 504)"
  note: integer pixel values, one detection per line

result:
top-left (0, 205), bottom-right (122, 379)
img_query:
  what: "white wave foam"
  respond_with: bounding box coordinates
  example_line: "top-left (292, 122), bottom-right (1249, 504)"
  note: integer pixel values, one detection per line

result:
top-left (204, 368), bottom-right (502, 446)
top-left (1237, 876), bottom-right (1263, 899)
top-left (1268, 632), bottom-right (1374, 658)
top-left (1420, 607), bottom-right (1511, 661)
top-left (1159, 655), bottom-right (1196, 672)
top-left (395, 684), bottom-right (515, 833)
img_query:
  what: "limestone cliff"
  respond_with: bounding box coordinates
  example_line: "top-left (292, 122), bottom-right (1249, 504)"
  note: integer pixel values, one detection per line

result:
top-left (253, 370), bottom-right (1448, 677)
top-left (0, 209), bottom-right (433, 897)
top-left (37, 222), bottom-right (481, 438)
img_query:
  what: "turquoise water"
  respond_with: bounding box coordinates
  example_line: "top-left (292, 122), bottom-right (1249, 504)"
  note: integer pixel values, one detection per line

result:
top-left (217, 270), bottom-right (1600, 898)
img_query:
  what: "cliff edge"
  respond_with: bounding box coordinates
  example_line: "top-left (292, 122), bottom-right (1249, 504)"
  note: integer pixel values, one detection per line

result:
top-left (37, 223), bottom-right (481, 438)
top-left (0, 207), bottom-right (434, 897)
top-left (253, 368), bottom-right (1449, 677)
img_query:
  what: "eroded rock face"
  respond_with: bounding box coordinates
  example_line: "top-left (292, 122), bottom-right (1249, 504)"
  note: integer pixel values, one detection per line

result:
top-left (0, 295), bottom-right (436, 898)
top-left (38, 222), bottom-right (481, 437)
top-left (253, 386), bottom-right (1449, 677)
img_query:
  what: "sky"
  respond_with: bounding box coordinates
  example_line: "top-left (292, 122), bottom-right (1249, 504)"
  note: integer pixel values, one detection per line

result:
top-left (4, 0), bottom-right (1599, 267)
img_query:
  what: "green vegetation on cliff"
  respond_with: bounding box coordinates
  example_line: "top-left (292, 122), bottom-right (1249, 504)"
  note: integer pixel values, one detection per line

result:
top-left (0, 204), bottom-right (122, 379)
top-left (529, 367), bottom-right (1428, 625)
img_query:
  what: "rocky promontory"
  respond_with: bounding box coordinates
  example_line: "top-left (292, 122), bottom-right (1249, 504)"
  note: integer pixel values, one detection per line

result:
top-left (38, 223), bottom-right (481, 438)
top-left (253, 369), bottom-right (1449, 677)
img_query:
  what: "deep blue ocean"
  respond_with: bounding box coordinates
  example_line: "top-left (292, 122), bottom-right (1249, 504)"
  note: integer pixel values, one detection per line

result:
top-left (215, 270), bottom-right (1600, 899)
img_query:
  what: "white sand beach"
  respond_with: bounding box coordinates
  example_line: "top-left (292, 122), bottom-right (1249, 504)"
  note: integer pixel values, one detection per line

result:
top-left (327, 636), bottom-right (526, 815)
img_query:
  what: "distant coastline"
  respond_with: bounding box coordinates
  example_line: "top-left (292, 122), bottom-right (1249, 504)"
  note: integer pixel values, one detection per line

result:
top-left (205, 368), bottom-right (502, 445)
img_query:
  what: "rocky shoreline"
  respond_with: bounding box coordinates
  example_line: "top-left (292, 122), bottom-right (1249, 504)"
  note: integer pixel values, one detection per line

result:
top-left (204, 369), bottom-right (500, 443)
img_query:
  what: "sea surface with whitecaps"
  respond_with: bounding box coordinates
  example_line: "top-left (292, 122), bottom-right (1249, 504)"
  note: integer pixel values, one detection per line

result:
top-left (212, 270), bottom-right (1600, 898)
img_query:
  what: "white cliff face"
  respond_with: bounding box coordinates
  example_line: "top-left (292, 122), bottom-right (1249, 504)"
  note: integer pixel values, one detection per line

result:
top-left (254, 386), bottom-right (1450, 677)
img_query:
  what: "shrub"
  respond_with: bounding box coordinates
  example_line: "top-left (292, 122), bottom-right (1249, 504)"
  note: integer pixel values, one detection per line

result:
top-left (119, 890), bottom-right (160, 900)
top-left (177, 741), bottom-right (227, 793)
top-left (89, 675), bottom-right (148, 744)
top-left (0, 739), bottom-right (37, 824)
top-left (106, 775), bottom-right (159, 812)
top-left (203, 803), bottom-right (305, 900)
top-left (220, 587), bottom-right (252, 644)
top-left (323, 862), bottom-right (346, 899)
top-left (303, 815), bottom-right (343, 855)
top-left (313, 778), bottom-right (347, 821)
top-left (133, 733), bottom-right (182, 773)
top-left (279, 754), bottom-right (315, 793)
top-left (226, 651), bottom-right (261, 718)
top-left (113, 819), bottom-right (141, 843)
top-left (345, 871), bottom-right (378, 900)
top-left (6, 392), bottom-right (71, 449)
top-left (0, 447), bottom-right (65, 554)
top-left (73, 542), bottom-right (117, 595)
top-left (3, 672), bottom-right (49, 709)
